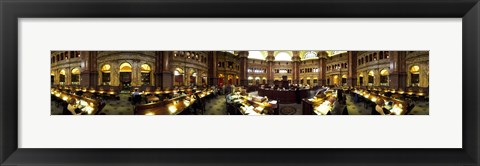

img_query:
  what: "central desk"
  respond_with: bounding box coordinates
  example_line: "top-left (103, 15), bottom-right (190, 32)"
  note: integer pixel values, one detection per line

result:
top-left (258, 88), bottom-right (311, 104)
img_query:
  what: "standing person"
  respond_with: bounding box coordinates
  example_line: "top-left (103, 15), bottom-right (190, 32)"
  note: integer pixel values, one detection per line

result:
top-left (212, 85), bottom-right (217, 97)
top-left (231, 84), bottom-right (236, 93)
top-left (193, 92), bottom-right (205, 115)
top-left (222, 84), bottom-right (226, 95)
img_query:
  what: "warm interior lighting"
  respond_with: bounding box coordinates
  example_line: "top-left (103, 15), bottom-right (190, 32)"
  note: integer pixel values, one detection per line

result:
top-left (119, 62), bottom-right (132, 72)
top-left (168, 105), bottom-right (177, 114)
top-left (145, 112), bottom-right (155, 115)
top-left (101, 64), bottom-right (111, 72)
top-left (71, 68), bottom-right (80, 75)
top-left (85, 106), bottom-right (94, 114)
top-left (141, 64), bottom-right (151, 73)
top-left (410, 65), bottom-right (420, 74)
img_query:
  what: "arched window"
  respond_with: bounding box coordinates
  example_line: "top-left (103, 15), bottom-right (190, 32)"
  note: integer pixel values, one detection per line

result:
top-left (71, 68), bottom-right (80, 85)
top-left (368, 70), bottom-right (374, 86)
top-left (380, 69), bottom-right (389, 86)
top-left (248, 76), bottom-right (253, 85)
top-left (410, 65), bottom-right (420, 87)
top-left (59, 69), bottom-right (66, 85)
top-left (119, 62), bottom-right (132, 72)
top-left (303, 51), bottom-right (318, 60)
top-left (342, 75), bottom-right (347, 85)
top-left (119, 62), bottom-right (132, 87)
top-left (248, 51), bottom-right (266, 60)
top-left (275, 51), bottom-right (292, 61)
top-left (202, 73), bottom-right (208, 85)
top-left (333, 75), bottom-right (339, 85)
top-left (140, 64), bottom-right (151, 85)
top-left (101, 64), bottom-right (111, 85)
top-left (174, 68), bottom-right (184, 86)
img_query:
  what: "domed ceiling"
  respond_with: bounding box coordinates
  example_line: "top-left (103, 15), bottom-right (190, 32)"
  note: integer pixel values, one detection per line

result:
top-left (247, 51), bottom-right (348, 61)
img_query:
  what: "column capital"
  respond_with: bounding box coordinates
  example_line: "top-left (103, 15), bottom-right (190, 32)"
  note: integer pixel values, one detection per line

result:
top-left (266, 51), bottom-right (275, 62)
top-left (317, 51), bottom-right (329, 59)
top-left (238, 51), bottom-right (249, 58)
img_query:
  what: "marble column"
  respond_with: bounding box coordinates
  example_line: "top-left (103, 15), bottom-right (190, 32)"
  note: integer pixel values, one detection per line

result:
top-left (208, 51), bottom-right (218, 86)
top-left (420, 63), bottom-right (429, 87)
top-left (238, 51), bottom-right (249, 86)
top-left (318, 51), bottom-right (328, 86)
top-left (346, 51), bottom-right (357, 87)
top-left (65, 67), bottom-right (71, 85)
top-left (131, 60), bottom-right (140, 86)
top-left (111, 62), bottom-right (119, 86)
top-left (54, 69), bottom-right (60, 85)
top-left (389, 51), bottom-right (407, 90)
top-left (80, 51), bottom-right (98, 88)
top-left (266, 51), bottom-right (275, 85)
top-left (291, 51), bottom-right (301, 84)
top-left (154, 51), bottom-right (173, 89)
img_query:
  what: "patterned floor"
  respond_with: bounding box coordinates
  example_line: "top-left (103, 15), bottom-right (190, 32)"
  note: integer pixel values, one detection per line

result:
top-left (204, 95), bottom-right (227, 115)
top-left (51, 92), bottom-right (428, 115)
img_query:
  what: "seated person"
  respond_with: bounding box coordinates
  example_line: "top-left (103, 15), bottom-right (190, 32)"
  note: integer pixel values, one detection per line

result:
top-left (132, 88), bottom-right (141, 96)
top-left (305, 84), bottom-right (310, 89)
top-left (374, 99), bottom-right (392, 115)
top-left (226, 93), bottom-right (234, 104)
top-left (65, 98), bottom-right (82, 115)
top-left (131, 89), bottom-right (141, 104)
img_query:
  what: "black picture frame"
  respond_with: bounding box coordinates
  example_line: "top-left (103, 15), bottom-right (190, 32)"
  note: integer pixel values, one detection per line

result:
top-left (1, 0), bottom-right (479, 165)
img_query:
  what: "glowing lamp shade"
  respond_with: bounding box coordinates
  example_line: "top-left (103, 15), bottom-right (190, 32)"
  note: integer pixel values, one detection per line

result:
top-left (145, 112), bottom-right (155, 115)
top-left (168, 106), bottom-right (177, 114)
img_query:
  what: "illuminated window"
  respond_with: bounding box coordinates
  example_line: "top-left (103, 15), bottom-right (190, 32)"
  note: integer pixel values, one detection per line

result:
top-left (359, 74), bottom-right (364, 86)
top-left (141, 64), bottom-right (151, 85)
top-left (275, 51), bottom-right (291, 61)
top-left (380, 69), bottom-right (389, 86)
top-left (342, 75), bottom-right (347, 85)
top-left (119, 62), bottom-right (132, 72)
top-left (303, 51), bottom-right (318, 60)
top-left (410, 65), bottom-right (420, 86)
top-left (71, 68), bottom-right (80, 85)
top-left (248, 51), bottom-right (266, 60)
top-left (174, 68), bottom-right (185, 86)
top-left (59, 69), bottom-right (66, 85)
top-left (368, 71), bottom-right (374, 86)
top-left (101, 64), bottom-right (111, 85)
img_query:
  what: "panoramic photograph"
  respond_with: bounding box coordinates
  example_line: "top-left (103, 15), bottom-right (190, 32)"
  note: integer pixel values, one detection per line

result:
top-left (50, 51), bottom-right (429, 115)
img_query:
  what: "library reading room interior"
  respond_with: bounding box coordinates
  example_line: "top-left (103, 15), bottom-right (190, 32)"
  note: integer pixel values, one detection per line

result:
top-left (51, 51), bottom-right (429, 115)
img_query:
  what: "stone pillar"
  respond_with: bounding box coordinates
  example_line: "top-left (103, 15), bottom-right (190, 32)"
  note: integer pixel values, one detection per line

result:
top-left (54, 69), bottom-right (60, 85)
top-left (347, 51), bottom-right (357, 87)
top-left (65, 67), bottom-right (71, 85)
top-left (131, 60), bottom-right (139, 86)
top-left (80, 51), bottom-right (98, 88)
top-left (389, 51), bottom-right (407, 90)
top-left (266, 51), bottom-right (275, 85)
top-left (208, 51), bottom-right (218, 86)
top-left (420, 63), bottom-right (429, 87)
top-left (318, 51), bottom-right (328, 86)
top-left (238, 51), bottom-right (249, 86)
top-left (154, 51), bottom-right (173, 89)
top-left (291, 51), bottom-right (301, 84)
top-left (111, 62), bottom-right (119, 87)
